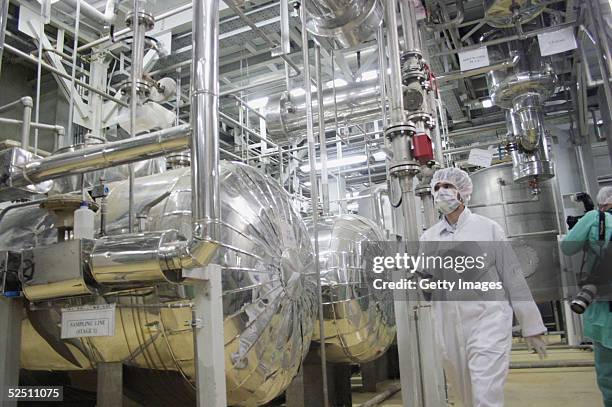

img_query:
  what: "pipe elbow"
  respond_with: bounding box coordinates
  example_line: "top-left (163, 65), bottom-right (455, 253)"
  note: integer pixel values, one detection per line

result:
top-left (20, 97), bottom-right (33, 108)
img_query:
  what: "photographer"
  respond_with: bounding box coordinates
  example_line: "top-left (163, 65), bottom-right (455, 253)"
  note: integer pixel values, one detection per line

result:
top-left (561, 186), bottom-right (612, 407)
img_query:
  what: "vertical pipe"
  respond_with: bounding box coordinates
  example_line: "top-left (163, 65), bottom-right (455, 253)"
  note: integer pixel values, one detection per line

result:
top-left (33, 1), bottom-right (44, 154)
top-left (128, 0), bottom-right (145, 233)
top-left (20, 98), bottom-right (33, 149)
top-left (399, 0), bottom-right (419, 52)
top-left (315, 45), bottom-right (330, 214)
top-left (191, 0), bottom-right (221, 242)
top-left (385, 1), bottom-right (404, 123)
top-left (0, 0), bottom-right (9, 81)
top-left (66, 0), bottom-right (81, 144)
top-left (376, 25), bottom-right (388, 127)
top-left (300, 6), bottom-right (329, 407)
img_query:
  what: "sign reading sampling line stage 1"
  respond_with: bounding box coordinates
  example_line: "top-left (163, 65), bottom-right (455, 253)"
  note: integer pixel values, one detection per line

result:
top-left (458, 47), bottom-right (490, 71)
top-left (61, 304), bottom-right (116, 339)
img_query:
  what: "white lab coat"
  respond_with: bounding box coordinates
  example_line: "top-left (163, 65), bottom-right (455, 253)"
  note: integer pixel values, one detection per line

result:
top-left (420, 207), bottom-right (546, 407)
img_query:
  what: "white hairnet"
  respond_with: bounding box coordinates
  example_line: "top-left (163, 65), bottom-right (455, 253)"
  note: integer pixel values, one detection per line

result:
top-left (597, 186), bottom-right (612, 206)
top-left (431, 167), bottom-right (473, 203)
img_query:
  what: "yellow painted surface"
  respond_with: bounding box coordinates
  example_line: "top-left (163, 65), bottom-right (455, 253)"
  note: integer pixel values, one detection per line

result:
top-left (353, 348), bottom-right (603, 406)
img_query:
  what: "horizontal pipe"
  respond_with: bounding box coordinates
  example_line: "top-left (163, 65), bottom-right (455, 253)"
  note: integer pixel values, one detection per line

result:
top-left (509, 360), bottom-right (594, 369)
top-left (0, 96), bottom-right (32, 114)
top-left (6, 124), bottom-right (190, 188)
top-left (437, 59), bottom-right (515, 83)
top-left (62, 0), bottom-right (116, 25)
top-left (0, 117), bottom-right (64, 133)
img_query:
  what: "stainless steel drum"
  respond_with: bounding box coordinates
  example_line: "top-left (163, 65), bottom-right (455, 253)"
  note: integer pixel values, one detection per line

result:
top-left (0, 162), bottom-right (318, 406)
top-left (309, 214), bottom-right (395, 363)
top-left (469, 162), bottom-right (563, 302)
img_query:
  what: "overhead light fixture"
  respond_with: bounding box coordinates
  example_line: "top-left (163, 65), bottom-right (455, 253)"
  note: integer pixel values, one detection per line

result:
top-left (481, 99), bottom-right (493, 108)
top-left (300, 155), bottom-right (367, 173)
top-left (325, 78), bottom-right (348, 88)
top-left (247, 97), bottom-right (269, 110)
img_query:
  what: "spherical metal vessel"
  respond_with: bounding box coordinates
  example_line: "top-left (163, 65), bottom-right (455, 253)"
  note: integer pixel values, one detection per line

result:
top-left (309, 214), bottom-right (395, 363)
top-left (0, 162), bottom-right (318, 406)
top-left (469, 163), bottom-right (562, 302)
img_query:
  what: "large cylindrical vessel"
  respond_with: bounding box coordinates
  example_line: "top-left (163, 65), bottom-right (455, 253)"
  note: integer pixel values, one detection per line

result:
top-left (304, 0), bottom-right (383, 48)
top-left (309, 214), bottom-right (395, 363)
top-left (469, 162), bottom-right (563, 302)
top-left (262, 79), bottom-right (381, 144)
top-left (0, 162), bottom-right (318, 406)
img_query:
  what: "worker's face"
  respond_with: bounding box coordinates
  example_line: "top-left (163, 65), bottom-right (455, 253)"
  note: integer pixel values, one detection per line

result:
top-left (433, 182), bottom-right (463, 202)
top-left (600, 203), bottom-right (612, 212)
top-left (433, 183), bottom-right (463, 214)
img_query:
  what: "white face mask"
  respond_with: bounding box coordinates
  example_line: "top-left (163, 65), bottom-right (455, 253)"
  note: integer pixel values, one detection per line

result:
top-left (434, 187), bottom-right (461, 215)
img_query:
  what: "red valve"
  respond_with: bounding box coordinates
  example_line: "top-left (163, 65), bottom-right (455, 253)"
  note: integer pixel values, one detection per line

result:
top-left (413, 133), bottom-right (434, 164)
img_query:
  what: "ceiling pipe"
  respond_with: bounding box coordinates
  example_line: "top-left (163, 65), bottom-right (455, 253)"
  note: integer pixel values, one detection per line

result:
top-left (62, 0), bottom-right (118, 25)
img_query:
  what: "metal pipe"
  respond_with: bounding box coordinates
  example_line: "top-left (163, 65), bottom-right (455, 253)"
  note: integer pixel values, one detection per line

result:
top-left (587, 0), bottom-right (612, 116)
top-left (224, 0), bottom-right (300, 75)
top-left (0, 0), bottom-right (9, 80)
top-left (66, 0), bottom-right (81, 143)
top-left (509, 360), bottom-right (594, 369)
top-left (385, 1), bottom-right (404, 123)
top-left (21, 98), bottom-right (32, 149)
top-left (437, 59), bottom-right (515, 83)
top-left (128, 0), bottom-right (145, 233)
top-left (315, 45), bottom-right (330, 214)
top-left (3, 44), bottom-right (128, 107)
top-left (301, 5), bottom-right (329, 406)
top-left (399, 0), bottom-right (420, 52)
top-left (360, 383), bottom-right (402, 407)
top-left (5, 124), bottom-right (190, 188)
top-left (191, 0), bottom-right (221, 244)
top-left (376, 25), bottom-right (388, 127)
top-left (62, 0), bottom-right (116, 25)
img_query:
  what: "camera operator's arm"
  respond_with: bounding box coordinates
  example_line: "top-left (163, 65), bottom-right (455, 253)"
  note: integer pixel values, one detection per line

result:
top-left (561, 210), bottom-right (599, 255)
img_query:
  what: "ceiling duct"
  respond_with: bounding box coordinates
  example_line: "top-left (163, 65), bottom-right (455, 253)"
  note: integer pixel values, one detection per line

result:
top-left (304, 0), bottom-right (384, 48)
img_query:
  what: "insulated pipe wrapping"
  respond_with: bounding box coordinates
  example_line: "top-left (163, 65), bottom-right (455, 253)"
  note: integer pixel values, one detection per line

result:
top-left (191, 0), bottom-right (221, 243)
top-left (6, 124), bottom-right (191, 188)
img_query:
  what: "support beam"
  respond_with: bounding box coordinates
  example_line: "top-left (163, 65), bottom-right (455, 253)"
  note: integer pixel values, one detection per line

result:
top-left (97, 362), bottom-right (123, 407)
top-left (0, 297), bottom-right (22, 407)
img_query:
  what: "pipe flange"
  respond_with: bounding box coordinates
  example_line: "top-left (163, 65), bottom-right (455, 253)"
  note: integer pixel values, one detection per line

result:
top-left (118, 78), bottom-right (156, 98)
top-left (407, 112), bottom-right (435, 129)
top-left (126, 11), bottom-right (155, 31)
top-left (384, 122), bottom-right (416, 140)
top-left (389, 162), bottom-right (420, 178)
top-left (414, 184), bottom-right (431, 197)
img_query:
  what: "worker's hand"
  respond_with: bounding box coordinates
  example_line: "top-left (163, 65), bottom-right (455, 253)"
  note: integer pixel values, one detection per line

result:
top-left (525, 335), bottom-right (547, 359)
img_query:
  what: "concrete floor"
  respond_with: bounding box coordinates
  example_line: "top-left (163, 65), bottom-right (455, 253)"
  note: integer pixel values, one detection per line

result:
top-left (353, 348), bottom-right (602, 406)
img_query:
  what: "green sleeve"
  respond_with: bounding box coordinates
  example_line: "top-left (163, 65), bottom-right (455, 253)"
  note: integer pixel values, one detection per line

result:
top-left (561, 210), bottom-right (599, 255)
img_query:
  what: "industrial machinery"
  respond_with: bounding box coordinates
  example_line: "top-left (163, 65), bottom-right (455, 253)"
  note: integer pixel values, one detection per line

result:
top-left (0, 162), bottom-right (318, 406)
top-left (470, 162), bottom-right (563, 302)
top-left (487, 34), bottom-right (557, 189)
top-left (310, 214), bottom-right (395, 363)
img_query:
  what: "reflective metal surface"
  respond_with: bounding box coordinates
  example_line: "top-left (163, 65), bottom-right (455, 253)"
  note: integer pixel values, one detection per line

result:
top-left (304, 0), bottom-right (383, 48)
top-left (0, 162), bottom-right (318, 406)
top-left (309, 214), bottom-right (395, 363)
top-left (2, 124), bottom-right (190, 191)
top-left (50, 143), bottom-right (166, 193)
top-left (484, 0), bottom-right (545, 28)
top-left (262, 80), bottom-right (381, 144)
top-left (469, 163), bottom-right (562, 302)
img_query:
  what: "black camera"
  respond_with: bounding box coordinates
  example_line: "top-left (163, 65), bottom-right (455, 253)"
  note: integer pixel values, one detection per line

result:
top-left (570, 284), bottom-right (597, 314)
top-left (566, 192), bottom-right (594, 230)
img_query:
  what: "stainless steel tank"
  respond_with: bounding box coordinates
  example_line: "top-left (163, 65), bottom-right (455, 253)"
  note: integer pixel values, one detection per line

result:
top-left (309, 214), bottom-right (395, 363)
top-left (469, 162), bottom-right (563, 302)
top-left (0, 162), bottom-right (318, 406)
top-left (304, 0), bottom-right (384, 48)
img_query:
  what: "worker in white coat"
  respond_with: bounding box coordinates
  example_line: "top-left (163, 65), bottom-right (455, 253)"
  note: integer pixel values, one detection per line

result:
top-left (420, 167), bottom-right (547, 407)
